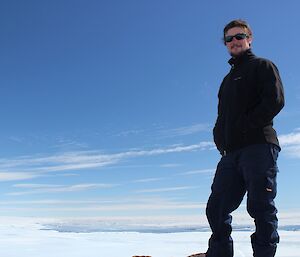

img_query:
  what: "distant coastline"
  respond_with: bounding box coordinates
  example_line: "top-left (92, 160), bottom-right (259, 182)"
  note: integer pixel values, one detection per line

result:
top-left (40, 224), bottom-right (300, 234)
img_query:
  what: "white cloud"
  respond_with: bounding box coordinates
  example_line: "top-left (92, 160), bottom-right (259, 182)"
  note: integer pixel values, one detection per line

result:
top-left (0, 198), bottom-right (206, 212)
top-left (112, 129), bottom-right (145, 137)
top-left (7, 183), bottom-right (117, 196)
top-left (160, 123), bottom-right (211, 137)
top-left (112, 123), bottom-right (211, 139)
top-left (136, 186), bottom-right (198, 193)
top-left (279, 130), bottom-right (300, 158)
top-left (132, 177), bottom-right (165, 183)
top-left (0, 172), bottom-right (42, 182)
top-left (0, 141), bottom-right (214, 182)
top-left (279, 131), bottom-right (300, 146)
top-left (116, 142), bottom-right (214, 158)
top-left (51, 139), bottom-right (89, 149)
top-left (8, 136), bottom-right (24, 143)
top-left (0, 196), bottom-right (191, 206)
top-left (160, 163), bottom-right (182, 168)
top-left (31, 202), bottom-right (204, 212)
top-left (13, 183), bottom-right (61, 188)
top-left (47, 173), bottom-right (79, 177)
top-left (180, 168), bottom-right (215, 176)
top-left (0, 199), bottom-right (114, 205)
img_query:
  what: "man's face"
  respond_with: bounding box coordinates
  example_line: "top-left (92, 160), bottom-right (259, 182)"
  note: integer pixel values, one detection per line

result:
top-left (225, 27), bottom-right (252, 57)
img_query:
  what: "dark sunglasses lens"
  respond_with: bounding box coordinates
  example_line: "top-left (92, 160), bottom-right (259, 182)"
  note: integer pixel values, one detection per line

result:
top-left (235, 33), bottom-right (247, 40)
top-left (225, 33), bottom-right (247, 43)
top-left (225, 36), bottom-right (233, 42)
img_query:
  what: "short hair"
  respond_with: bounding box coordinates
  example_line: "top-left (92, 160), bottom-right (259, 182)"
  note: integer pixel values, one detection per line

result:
top-left (223, 19), bottom-right (253, 45)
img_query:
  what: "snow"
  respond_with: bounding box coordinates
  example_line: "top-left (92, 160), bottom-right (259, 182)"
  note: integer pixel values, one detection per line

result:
top-left (0, 217), bottom-right (299, 257)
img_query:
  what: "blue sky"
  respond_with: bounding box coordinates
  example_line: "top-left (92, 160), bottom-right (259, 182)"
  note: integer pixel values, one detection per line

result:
top-left (0, 0), bottom-right (300, 223)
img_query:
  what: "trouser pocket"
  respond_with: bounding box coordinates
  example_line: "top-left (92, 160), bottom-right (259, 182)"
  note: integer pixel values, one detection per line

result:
top-left (241, 144), bottom-right (280, 200)
top-left (265, 144), bottom-right (280, 194)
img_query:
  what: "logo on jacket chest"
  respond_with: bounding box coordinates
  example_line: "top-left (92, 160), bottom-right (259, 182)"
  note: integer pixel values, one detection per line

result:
top-left (233, 76), bottom-right (242, 81)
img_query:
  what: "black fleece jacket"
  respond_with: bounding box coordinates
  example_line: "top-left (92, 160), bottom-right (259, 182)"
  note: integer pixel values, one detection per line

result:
top-left (213, 49), bottom-right (285, 154)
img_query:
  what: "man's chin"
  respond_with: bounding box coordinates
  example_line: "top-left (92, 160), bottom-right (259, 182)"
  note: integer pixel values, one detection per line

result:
top-left (230, 50), bottom-right (245, 58)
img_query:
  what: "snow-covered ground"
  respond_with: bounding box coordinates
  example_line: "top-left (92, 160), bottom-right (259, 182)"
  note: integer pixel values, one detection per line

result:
top-left (0, 217), bottom-right (299, 257)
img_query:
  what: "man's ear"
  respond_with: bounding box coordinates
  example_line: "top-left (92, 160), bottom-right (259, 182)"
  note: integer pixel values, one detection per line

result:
top-left (248, 37), bottom-right (252, 46)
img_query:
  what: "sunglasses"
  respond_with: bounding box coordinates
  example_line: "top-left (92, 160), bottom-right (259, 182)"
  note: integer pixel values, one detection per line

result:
top-left (224, 33), bottom-right (248, 43)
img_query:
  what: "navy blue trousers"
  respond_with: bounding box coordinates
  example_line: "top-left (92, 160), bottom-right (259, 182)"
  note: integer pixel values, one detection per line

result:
top-left (206, 143), bottom-right (280, 257)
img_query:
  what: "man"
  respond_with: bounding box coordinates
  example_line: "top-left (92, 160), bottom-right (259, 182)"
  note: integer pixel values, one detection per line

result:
top-left (188, 19), bottom-right (284, 257)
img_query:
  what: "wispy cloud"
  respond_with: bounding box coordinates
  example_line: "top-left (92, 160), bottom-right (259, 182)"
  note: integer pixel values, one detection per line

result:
top-left (160, 123), bottom-right (211, 137)
top-left (136, 186), bottom-right (198, 193)
top-left (8, 136), bottom-right (24, 143)
top-left (0, 202), bottom-right (205, 214)
top-left (0, 172), bottom-right (42, 182)
top-left (13, 183), bottom-right (61, 189)
top-left (0, 196), bottom-right (188, 206)
top-left (0, 197), bottom-right (206, 213)
top-left (132, 177), bottom-right (165, 183)
top-left (7, 183), bottom-right (117, 196)
top-left (51, 139), bottom-right (89, 150)
top-left (0, 141), bottom-right (214, 182)
top-left (179, 168), bottom-right (215, 176)
top-left (111, 129), bottom-right (145, 137)
top-left (110, 123), bottom-right (211, 139)
top-left (160, 163), bottom-right (182, 168)
top-left (279, 129), bottom-right (300, 158)
top-left (0, 199), bottom-right (115, 205)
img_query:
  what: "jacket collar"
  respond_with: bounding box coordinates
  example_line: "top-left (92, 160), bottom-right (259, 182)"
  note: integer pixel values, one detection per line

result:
top-left (228, 48), bottom-right (255, 67)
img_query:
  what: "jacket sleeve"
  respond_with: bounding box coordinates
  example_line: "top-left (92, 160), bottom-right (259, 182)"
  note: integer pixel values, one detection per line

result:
top-left (246, 60), bottom-right (285, 128)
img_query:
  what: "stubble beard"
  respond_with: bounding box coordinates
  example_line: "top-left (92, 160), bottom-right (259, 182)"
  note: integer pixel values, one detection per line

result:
top-left (229, 45), bottom-right (250, 58)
